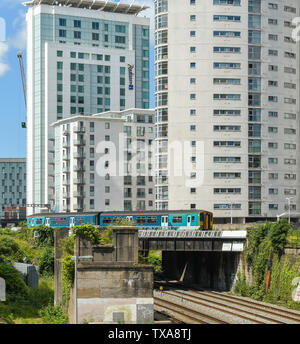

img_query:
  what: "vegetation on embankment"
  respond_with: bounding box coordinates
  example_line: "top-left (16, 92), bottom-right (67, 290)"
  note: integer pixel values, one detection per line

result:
top-left (0, 224), bottom-right (68, 324)
top-left (234, 219), bottom-right (300, 310)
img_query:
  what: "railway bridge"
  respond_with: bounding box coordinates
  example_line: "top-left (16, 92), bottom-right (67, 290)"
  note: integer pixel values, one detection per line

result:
top-left (138, 230), bottom-right (247, 252)
top-left (138, 230), bottom-right (248, 291)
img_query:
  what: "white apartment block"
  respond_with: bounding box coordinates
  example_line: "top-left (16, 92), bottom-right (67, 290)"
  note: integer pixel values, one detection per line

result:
top-left (24, 0), bottom-right (150, 215)
top-left (51, 109), bottom-right (155, 213)
top-left (155, 0), bottom-right (300, 223)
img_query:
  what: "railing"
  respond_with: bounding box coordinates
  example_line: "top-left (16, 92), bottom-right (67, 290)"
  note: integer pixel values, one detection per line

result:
top-left (138, 230), bottom-right (247, 239)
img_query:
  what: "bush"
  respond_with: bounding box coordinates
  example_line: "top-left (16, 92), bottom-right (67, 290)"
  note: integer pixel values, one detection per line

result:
top-left (39, 304), bottom-right (69, 324)
top-left (269, 219), bottom-right (292, 256)
top-left (71, 224), bottom-right (101, 245)
top-left (34, 226), bottom-right (54, 247)
top-left (61, 254), bottom-right (75, 309)
top-left (234, 272), bottom-right (253, 297)
top-left (0, 264), bottom-right (29, 300)
top-left (0, 235), bottom-right (26, 263)
top-left (39, 247), bottom-right (54, 277)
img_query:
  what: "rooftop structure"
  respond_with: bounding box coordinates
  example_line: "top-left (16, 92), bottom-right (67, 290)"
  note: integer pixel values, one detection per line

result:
top-left (23, 0), bottom-right (149, 15)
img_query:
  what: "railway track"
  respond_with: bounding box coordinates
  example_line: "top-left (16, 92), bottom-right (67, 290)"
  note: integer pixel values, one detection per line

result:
top-left (154, 282), bottom-right (300, 324)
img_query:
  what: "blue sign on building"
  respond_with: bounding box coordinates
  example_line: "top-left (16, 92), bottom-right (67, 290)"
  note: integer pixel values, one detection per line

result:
top-left (128, 64), bottom-right (134, 91)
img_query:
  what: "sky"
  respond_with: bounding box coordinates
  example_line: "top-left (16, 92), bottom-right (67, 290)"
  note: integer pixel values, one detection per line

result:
top-left (0, 0), bottom-right (155, 159)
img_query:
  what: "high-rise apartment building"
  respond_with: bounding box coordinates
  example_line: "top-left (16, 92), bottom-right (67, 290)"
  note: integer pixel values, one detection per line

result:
top-left (24, 0), bottom-right (150, 215)
top-left (154, 0), bottom-right (300, 223)
top-left (52, 109), bottom-right (155, 213)
top-left (0, 159), bottom-right (26, 219)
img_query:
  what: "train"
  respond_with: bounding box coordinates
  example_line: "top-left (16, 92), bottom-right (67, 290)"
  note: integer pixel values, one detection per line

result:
top-left (27, 210), bottom-right (213, 230)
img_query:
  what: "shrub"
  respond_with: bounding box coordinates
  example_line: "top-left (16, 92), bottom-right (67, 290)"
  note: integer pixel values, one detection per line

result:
top-left (71, 224), bottom-right (101, 245)
top-left (38, 247), bottom-right (54, 277)
top-left (0, 264), bottom-right (29, 300)
top-left (34, 225), bottom-right (54, 247)
top-left (0, 235), bottom-right (26, 263)
top-left (269, 219), bottom-right (292, 256)
top-left (39, 304), bottom-right (69, 324)
top-left (61, 254), bottom-right (75, 309)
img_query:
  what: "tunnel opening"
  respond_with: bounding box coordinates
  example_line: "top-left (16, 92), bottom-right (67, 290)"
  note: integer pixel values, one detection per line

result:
top-left (161, 251), bottom-right (240, 291)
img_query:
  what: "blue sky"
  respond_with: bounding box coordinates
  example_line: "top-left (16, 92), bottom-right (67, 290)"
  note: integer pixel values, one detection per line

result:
top-left (0, 0), bottom-right (154, 159)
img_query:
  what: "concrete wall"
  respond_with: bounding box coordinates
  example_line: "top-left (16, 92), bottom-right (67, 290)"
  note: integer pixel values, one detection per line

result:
top-left (56, 226), bottom-right (154, 324)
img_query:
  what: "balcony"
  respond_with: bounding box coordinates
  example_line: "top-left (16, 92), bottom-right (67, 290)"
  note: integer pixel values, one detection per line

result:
top-left (63, 166), bottom-right (70, 173)
top-left (73, 139), bottom-right (86, 146)
top-left (73, 152), bottom-right (86, 159)
top-left (73, 126), bottom-right (86, 133)
top-left (73, 191), bottom-right (86, 198)
top-left (62, 180), bottom-right (70, 186)
top-left (63, 141), bottom-right (70, 148)
top-left (63, 192), bottom-right (70, 198)
top-left (73, 204), bottom-right (84, 211)
top-left (73, 166), bottom-right (85, 172)
top-left (73, 179), bottom-right (85, 185)
top-left (63, 152), bottom-right (70, 160)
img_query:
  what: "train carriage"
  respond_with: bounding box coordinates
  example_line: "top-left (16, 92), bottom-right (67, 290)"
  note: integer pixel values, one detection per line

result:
top-left (27, 210), bottom-right (213, 230)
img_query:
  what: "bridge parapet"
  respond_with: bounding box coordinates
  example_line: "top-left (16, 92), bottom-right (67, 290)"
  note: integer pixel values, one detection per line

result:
top-left (138, 230), bottom-right (247, 252)
top-left (139, 230), bottom-right (247, 240)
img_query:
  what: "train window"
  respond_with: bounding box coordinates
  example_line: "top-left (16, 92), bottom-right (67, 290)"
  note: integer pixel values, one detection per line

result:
top-left (173, 216), bottom-right (183, 223)
top-left (200, 213), bottom-right (204, 222)
top-left (36, 219), bottom-right (43, 225)
top-left (51, 218), bottom-right (59, 225)
top-left (136, 216), bottom-right (146, 223)
top-left (77, 217), bottom-right (84, 224)
top-left (60, 218), bottom-right (67, 225)
top-left (192, 216), bottom-right (195, 222)
top-left (113, 217), bottom-right (123, 224)
top-left (102, 217), bottom-right (112, 224)
top-left (147, 216), bottom-right (157, 223)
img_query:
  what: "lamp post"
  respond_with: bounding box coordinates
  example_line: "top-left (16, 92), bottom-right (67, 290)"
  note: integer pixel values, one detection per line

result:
top-left (286, 197), bottom-right (294, 224)
top-left (71, 255), bottom-right (93, 324)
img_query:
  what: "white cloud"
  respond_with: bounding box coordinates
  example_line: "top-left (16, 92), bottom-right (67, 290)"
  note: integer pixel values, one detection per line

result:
top-left (0, 0), bottom-right (24, 8)
top-left (0, 42), bottom-right (10, 77)
top-left (9, 11), bottom-right (27, 50)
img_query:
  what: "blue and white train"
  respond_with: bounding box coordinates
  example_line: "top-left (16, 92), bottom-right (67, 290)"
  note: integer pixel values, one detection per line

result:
top-left (27, 210), bottom-right (214, 230)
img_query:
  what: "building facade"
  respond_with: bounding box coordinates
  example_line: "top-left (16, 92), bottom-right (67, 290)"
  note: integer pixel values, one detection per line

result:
top-left (154, 0), bottom-right (300, 223)
top-left (0, 159), bottom-right (26, 219)
top-left (24, 0), bottom-right (150, 215)
top-left (52, 109), bottom-right (155, 213)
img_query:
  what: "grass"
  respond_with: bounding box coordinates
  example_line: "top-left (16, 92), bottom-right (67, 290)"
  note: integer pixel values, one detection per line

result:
top-left (0, 277), bottom-right (54, 324)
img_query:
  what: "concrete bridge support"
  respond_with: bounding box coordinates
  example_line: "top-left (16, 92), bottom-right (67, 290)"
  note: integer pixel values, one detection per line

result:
top-left (162, 251), bottom-right (241, 291)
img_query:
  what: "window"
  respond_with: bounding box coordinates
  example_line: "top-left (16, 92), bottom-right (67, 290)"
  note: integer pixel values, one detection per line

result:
top-left (74, 20), bottom-right (81, 28)
top-left (74, 31), bottom-right (81, 39)
top-left (92, 22), bottom-right (99, 30)
top-left (59, 30), bottom-right (66, 38)
top-left (214, 31), bottom-right (240, 37)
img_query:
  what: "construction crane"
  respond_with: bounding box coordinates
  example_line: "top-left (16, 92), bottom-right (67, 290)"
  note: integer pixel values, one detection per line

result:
top-left (17, 51), bottom-right (27, 128)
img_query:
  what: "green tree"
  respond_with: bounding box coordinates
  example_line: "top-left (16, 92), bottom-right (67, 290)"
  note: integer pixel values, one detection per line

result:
top-left (0, 235), bottom-right (26, 263)
top-left (38, 247), bottom-right (54, 277)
